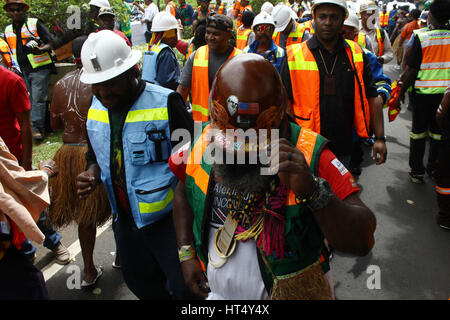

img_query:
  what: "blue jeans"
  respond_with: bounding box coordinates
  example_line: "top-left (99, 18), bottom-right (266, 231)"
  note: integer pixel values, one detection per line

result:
top-left (114, 213), bottom-right (194, 300)
top-left (20, 209), bottom-right (62, 257)
top-left (23, 68), bottom-right (51, 133)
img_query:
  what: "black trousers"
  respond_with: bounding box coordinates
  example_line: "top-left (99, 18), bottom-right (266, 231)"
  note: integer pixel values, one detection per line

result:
top-left (409, 93), bottom-right (443, 175)
top-left (435, 137), bottom-right (450, 227)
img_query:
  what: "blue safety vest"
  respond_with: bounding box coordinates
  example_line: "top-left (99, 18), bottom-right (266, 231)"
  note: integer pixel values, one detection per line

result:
top-left (142, 43), bottom-right (180, 86)
top-left (86, 83), bottom-right (177, 229)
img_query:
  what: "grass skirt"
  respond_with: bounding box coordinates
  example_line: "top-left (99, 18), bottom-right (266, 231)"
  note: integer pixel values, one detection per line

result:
top-left (47, 144), bottom-right (111, 228)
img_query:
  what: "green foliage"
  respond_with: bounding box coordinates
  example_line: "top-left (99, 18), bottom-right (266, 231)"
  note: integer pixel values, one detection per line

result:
top-left (251, 0), bottom-right (283, 15)
top-left (0, 0), bottom-right (133, 34)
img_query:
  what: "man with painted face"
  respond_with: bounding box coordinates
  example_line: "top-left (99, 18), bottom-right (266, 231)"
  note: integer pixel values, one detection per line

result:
top-left (76, 30), bottom-right (194, 299)
top-left (283, 0), bottom-right (386, 169)
top-left (170, 54), bottom-right (376, 299)
top-left (177, 14), bottom-right (241, 122)
top-left (360, 0), bottom-right (394, 64)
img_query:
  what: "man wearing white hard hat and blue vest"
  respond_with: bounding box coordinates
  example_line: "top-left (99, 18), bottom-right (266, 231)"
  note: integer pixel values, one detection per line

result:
top-left (76, 29), bottom-right (194, 299)
top-left (142, 11), bottom-right (181, 91)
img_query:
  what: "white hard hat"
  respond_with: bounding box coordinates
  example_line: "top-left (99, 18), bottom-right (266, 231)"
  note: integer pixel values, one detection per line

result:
top-left (252, 12), bottom-right (275, 29)
top-left (151, 11), bottom-right (181, 32)
top-left (344, 11), bottom-right (360, 30)
top-left (80, 30), bottom-right (142, 84)
top-left (359, 0), bottom-right (378, 13)
top-left (88, 0), bottom-right (110, 8)
top-left (261, 2), bottom-right (274, 14)
top-left (311, 0), bottom-right (348, 18)
top-left (272, 4), bottom-right (298, 32)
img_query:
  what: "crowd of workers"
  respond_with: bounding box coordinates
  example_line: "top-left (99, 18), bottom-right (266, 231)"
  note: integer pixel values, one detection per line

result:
top-left (0, 0), bottom-right (448, 301)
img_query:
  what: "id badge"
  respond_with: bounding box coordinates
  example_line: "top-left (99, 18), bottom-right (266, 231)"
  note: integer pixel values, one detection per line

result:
top-left (323, 74), bottom-right (337, 95)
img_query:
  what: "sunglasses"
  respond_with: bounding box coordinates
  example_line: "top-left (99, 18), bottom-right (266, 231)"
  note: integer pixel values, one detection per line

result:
top-left (254, 25), bottom-right (274, 33)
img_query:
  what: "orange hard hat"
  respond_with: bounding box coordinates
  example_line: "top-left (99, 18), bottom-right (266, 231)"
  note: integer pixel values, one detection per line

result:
top-left (209, 53), bottom-right (287, 155)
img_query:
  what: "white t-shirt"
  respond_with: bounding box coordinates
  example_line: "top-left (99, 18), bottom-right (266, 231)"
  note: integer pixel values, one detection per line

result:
top-left (144, 3), bottom-right (159, 23)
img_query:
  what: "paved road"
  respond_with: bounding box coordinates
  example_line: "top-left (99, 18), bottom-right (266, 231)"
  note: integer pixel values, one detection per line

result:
top-left (32, 61), bottom-right (449, 300)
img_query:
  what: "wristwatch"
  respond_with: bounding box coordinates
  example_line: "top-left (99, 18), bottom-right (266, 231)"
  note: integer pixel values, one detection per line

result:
top-left (374, 135), bottom-right (387, 142)
top-left (306, 177), bottom-right (333, 212)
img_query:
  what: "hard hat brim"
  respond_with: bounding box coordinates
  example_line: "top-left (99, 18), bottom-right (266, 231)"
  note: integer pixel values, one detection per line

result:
top-left (151, 25), bottom-right (182, 32)
top-left (80, 50), bottom-right (142, 84)
top-left (274, 10), bottom-right (297, 32)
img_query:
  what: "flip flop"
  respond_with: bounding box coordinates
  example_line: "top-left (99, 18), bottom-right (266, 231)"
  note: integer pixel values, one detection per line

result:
top-left (81, 266), bottom-right (103, 287)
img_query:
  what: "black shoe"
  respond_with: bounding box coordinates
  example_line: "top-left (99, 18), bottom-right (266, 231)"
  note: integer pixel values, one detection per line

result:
top-left (409, 171), bottom-right (424, 184)
top-left (350, 166), bottom-right (362, 176)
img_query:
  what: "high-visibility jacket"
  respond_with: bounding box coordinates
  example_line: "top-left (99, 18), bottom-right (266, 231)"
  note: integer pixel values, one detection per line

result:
top-left (4, 18), bottom-right (52, 69)
top-left (379, 11), bottom-right (389, 27)
top-left (286, 39), bottom-right (370, 138)
top-left (185, 121), bottom-right (329, 288)
top-left (236, 5), bottom-right (252, 28)
top-left (86, 83), bottom-right (177, 229)
top-left (355, 32), bottom-right (368, 48)
top-left (191, 45), bottom-right (241, 122)
top-left (0, 38), bottom-right (12, 68)
top-left (142, 43), bottom-right (180, 86)
top-left (375, 27), bottom-right (384, 57)
top-left (242, 39), bottom-right (285, 73)
top-left (301, 20), bottom-right (315, 35)
top-left (185, 40), bottom-right (195, 60)
top-left (236, 27), bottom-right (252, 49)
top-left (272, 22), bottom-right (306, 48)
top-left (414, 29), bottom-right (450, 95)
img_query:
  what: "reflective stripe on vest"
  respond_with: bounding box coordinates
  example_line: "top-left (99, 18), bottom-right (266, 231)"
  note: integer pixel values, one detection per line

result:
top-left (191, 45), bottom-right (241, 122)
top-left (236, 28), bottom-right (252, 50)
top-left (355, 32), bottom-right (367, 48)
top-left (4, 18), bottom-right (52, 69)
top-left (185, 121), bottom-right (328, 276)
top-left (272, 22), bottom-right (305, 48)
top-left (414, 29), bottom-right (450, 94)
top-left (286, 39), bottom-right (370, 138)
top-left (86, 83), bottom-right (176, 229)
top-left (0, 38), bottom-right (12, 68)
top-left (436, 186), bottom-right (450, 195)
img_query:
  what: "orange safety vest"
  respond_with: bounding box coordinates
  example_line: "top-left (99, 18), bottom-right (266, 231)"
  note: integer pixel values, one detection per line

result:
top-left (185, 41), bottom-right (195, 60)
top-left (191, 45), bottom-right (241, 122)
top-left (375, 27), bottom-right (384, 57)
top-left (236, 5), bottom-right (253, 28)
top-left (4, 18), bottom-right (52, 69)
top-left (301, 20), bottom-right (315, 35)
top-left (379, 11), bottom-right (389, 27)
top-left (286, 39), bottom-right (370, 138)
top-left (0, 38), bottom-right (12, 68)
top-left (272, 22), bottom-right (306, 47)
top-left (236, 27), bottom-right (252, 49)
